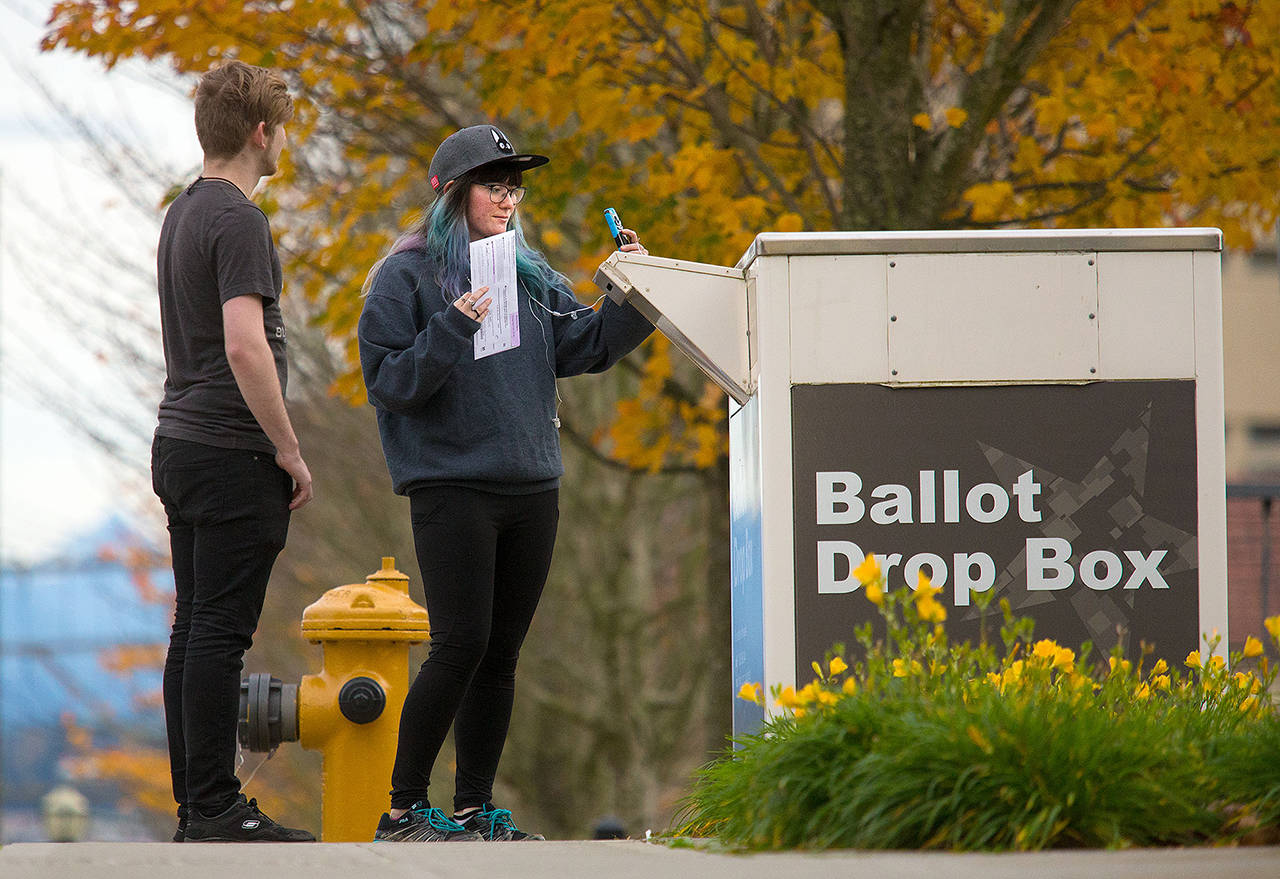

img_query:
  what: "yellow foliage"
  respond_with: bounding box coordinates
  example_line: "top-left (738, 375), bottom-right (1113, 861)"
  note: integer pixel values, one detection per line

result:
top-left (40, 0), bottom-right (1280, 477)
top-left (99, 644), bottom-right (166, 676)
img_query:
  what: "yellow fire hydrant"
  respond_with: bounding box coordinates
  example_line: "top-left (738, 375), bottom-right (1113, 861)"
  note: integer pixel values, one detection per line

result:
top-left (239, 557), bottom-right (429, 841)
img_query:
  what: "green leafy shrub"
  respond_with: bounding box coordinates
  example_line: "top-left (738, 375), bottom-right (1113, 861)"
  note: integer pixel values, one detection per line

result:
top-left (677, 557), bottom-right (1280, 851)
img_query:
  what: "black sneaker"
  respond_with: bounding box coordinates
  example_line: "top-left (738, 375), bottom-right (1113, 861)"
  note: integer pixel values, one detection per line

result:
top-left (458, 803), bottom-right (545, 841)
top-left (184, 794), bottom-right (315, 842)
top-left (374, 802), bottom-right (481, 842)
top-left (173, 804), bottom-right (188, 842)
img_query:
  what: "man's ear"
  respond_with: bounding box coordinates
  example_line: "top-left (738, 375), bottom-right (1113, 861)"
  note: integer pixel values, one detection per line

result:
top-left (251, 121), bottom-right (269, 149)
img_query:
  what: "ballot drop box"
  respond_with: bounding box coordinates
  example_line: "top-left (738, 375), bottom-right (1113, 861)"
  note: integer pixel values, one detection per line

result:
top-left (594, 229), bottom-right (1226, 735)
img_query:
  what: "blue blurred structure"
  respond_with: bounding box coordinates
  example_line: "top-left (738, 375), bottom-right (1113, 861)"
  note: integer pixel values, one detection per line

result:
top-left (0, 515), bottom-right (173, 841)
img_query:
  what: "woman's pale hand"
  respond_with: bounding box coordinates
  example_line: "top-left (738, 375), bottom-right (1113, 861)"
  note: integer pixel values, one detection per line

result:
top-left (619, 229), bottom-right (648, 256)
top-left (454, 286), bottom-right (492, 321)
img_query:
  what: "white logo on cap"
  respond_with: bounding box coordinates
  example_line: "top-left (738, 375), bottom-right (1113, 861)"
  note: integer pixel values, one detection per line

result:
top-left (491, 128), bottom-right (513, 153)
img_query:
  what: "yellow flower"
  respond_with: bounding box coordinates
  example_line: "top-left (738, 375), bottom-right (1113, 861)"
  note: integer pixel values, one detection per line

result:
top-left (999, 660), bottom-right (1025, 689)
top-left (1266, 615), bottom-right (1280, 643)
top-left (1233, 671), bottom-right (1253, 691)
top-left (865, 579), bottom-right (885, 606)
top-left (914, 571), bottom-right (942, 601)
top-left (842, 677), bottom-right (858, 696)
top-left (777, 686), bottom-right (802, 709)
top-left (1207, 655), bottom-right (1225, 673)
top-left (893, 658), bottom-right (922, 677)
top-left (853, 553), bottom-right (881, 585)
top-left (816, 689), bottom-right (839, 707)
top-left (829, 656), bottom-right (848, 676)
top-left (798, 681), bottom-right (822, 705)
top-left (945, 107), bottom-right (969, 128)
top-left (1134, 682), bottom-right (1150, 700)
top-left (1243, 636), bottom-right (1265, 659)
top-left (911, 112), bottom-right (933, 131)
top-left (1109, 656), bottom-right (1131, 676)
top-left (1241, 695), bottom-right (1259, 714)
top-left (737, 682), bottom-right (762, 705)
top-left (1185, 650), bottom-right (1202, 669)
top-left (1032, 639), bottom-right (1059, 662)
top-left (812, 660), bottom-right (825, 680)
top-left (1153, 674), bottom-right (1171, 691)
top-left (1151, 659), bottom-right (1168, 676)
top-left (917, 595), bottom-right (947, 624)
top-left (1052, 647), bottom-right (1076, 672)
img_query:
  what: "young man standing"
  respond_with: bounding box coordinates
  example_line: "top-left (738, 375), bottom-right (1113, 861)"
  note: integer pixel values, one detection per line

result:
top-left (152, 61), bottom-right (315, 843)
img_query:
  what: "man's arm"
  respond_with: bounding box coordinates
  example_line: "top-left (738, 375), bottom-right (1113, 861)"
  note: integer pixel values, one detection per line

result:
top-left (223, 294), bottom-right (313, 510)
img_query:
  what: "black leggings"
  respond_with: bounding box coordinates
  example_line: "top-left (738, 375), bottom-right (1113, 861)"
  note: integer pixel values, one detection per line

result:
top-left (390, 485), bottom-right (559, 812)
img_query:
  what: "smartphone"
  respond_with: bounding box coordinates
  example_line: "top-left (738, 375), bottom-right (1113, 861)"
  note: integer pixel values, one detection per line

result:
top-left (604, 208), bottom-right (627, 249)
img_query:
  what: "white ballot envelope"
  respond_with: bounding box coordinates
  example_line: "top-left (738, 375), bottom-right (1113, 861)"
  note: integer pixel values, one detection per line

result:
top-left (469, 230), bottom-right (520, 359)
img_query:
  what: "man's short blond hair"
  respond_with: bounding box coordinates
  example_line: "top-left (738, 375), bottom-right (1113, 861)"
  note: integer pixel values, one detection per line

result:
top-left (194, 61), bottom-right (293, 160)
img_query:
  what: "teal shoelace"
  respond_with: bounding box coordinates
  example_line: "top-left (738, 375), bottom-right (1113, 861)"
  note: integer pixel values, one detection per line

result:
top-left (479, 807), bottom-right (517, 837)
top-left (425, 807), bottom-right (468, 832)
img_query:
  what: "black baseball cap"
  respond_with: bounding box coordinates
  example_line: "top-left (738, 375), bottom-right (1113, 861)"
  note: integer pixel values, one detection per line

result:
top-left (428, 125), bottom-right (549, 192)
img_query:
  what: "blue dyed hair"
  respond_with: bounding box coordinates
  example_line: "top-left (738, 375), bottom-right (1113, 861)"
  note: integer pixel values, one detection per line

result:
top-left (363, 164), bottom-right (568, 307)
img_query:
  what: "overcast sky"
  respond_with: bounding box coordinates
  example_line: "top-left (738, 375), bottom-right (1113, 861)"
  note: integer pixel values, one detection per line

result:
top-left (1, 0), bottom-right (196, 564)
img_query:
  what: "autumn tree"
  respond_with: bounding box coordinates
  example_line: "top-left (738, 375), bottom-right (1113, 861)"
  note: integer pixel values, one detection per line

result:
top-left (42, 0), bottom-right (1280, 835)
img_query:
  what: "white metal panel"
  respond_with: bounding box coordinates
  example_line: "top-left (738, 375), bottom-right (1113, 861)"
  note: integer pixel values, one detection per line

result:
top-left (789, 255), bottom-right (889, 383)
top-left (886, 252), bottom-right (1099, 382)
top-left (1097, 252), bottom-right (1195, 379)
top-left (751, 254), bottom-right (800, 701)
top-left (1193, 249), bottom-right (1228, 654)
top-left (738, 228), bottom-right (1223, 268)
top-left (746, 269), bottom-right (759, 383)
top-left (593, 252), bottom-right (750, 401)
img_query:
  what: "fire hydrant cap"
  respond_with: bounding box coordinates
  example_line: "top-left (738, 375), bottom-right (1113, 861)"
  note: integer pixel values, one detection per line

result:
top-left (301, 557), bottom-right (430, 641)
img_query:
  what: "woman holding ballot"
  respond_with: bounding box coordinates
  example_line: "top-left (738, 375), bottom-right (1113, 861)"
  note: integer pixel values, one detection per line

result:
top-left (357, 124), bottom-right (653, 842)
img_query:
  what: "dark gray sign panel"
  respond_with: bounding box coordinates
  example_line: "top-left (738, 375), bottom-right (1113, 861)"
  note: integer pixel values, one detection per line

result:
top-left (792, 381), bottom-right (1199, 677)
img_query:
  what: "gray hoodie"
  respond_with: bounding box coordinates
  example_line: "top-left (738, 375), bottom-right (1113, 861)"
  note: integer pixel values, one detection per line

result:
top-left (358, 247), bottom-right (654, 495)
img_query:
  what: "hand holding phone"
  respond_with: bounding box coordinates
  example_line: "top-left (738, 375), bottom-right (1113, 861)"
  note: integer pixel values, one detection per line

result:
top-left (605, 207), bottom-right (649, 256)
top-left (604, 208), bottom-right (627, 249)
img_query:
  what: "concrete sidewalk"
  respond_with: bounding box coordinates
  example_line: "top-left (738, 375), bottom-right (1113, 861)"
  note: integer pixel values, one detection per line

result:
top-left (3, 841), bottom-right (1279, 879)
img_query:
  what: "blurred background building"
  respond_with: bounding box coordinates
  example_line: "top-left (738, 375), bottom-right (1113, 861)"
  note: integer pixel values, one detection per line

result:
top-left (0, 516), bottom-right (171, 841)
top-left (1223, 247), bottom-right (1280, 654)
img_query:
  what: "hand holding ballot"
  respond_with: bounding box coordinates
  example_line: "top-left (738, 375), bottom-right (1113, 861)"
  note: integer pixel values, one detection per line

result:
top-left (453, 286), bottom-right (491, 321)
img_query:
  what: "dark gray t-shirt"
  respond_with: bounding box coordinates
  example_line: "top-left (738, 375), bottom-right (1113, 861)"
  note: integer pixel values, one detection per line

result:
top-left (155, 177), bottom-right (287, 453)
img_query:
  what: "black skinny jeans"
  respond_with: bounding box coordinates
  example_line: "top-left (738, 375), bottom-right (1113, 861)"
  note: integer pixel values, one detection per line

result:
top-left (390, 485), bottom-right (558, 812)
top-left (152, 436), bottom-right (291, 815)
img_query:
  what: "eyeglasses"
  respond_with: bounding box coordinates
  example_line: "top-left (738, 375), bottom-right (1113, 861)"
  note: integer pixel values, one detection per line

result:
top-left (477, 183), bottom-right (527, 205)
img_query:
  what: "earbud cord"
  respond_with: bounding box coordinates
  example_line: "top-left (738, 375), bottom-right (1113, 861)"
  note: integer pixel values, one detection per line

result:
top-left (529, 291), bottom-right (610, 427)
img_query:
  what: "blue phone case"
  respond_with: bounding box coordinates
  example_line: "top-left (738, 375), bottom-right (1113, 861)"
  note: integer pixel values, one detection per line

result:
top-left (604, 208), bottom-right (626, 248)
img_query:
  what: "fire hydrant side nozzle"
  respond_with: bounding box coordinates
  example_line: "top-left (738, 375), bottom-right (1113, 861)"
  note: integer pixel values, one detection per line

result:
top-left (238, 557), bottom-right (429, 842)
